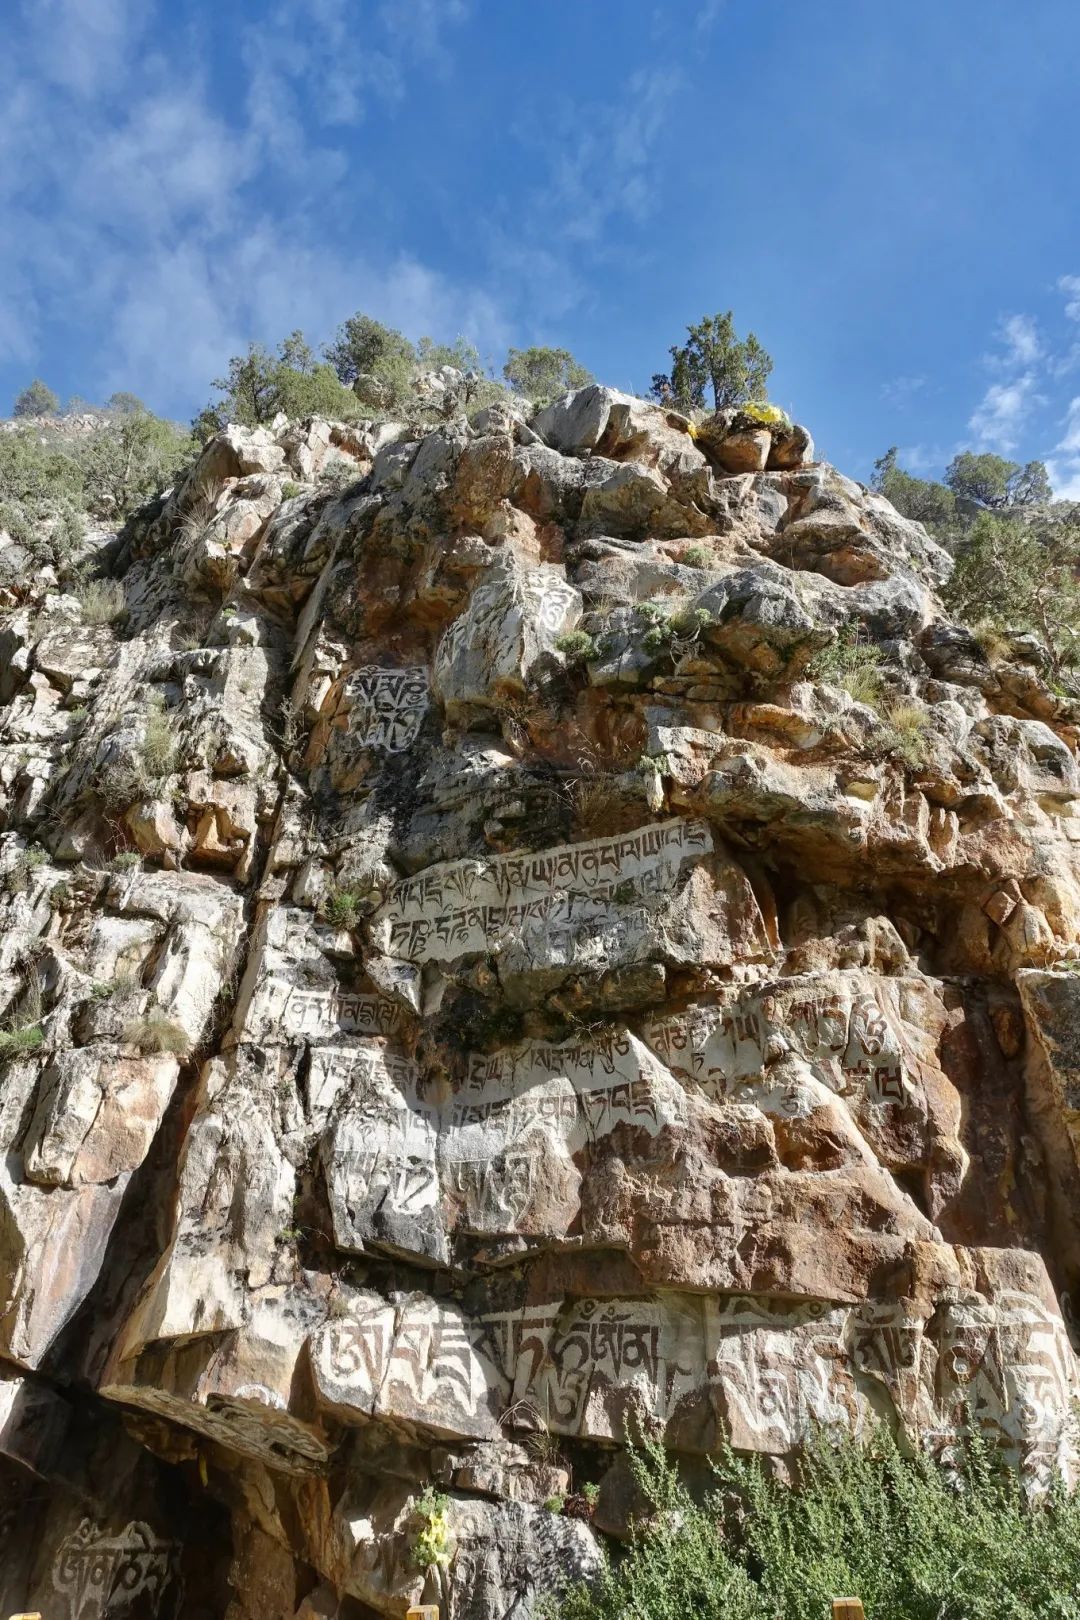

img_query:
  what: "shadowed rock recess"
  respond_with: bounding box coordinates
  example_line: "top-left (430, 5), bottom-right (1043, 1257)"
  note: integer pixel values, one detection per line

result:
top-left (4, 386), bottom-right (1080, 1618)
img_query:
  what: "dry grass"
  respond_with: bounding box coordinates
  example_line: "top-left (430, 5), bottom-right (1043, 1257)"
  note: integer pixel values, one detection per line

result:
top-left (177, 473), bottom-right (226, 549)
top-left (76, 577), bottom-right (127, 625)
top-left (884, 699), bottom-right (930, 769)
top-left (123, 1009), bottom-right (191, 1057)
top-left (972, 620), bottom-right (1014, 665)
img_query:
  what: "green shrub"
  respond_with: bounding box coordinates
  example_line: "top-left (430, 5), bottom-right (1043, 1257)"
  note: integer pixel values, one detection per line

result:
top-left (75, 409), bottom-right (193, 519)
top-left (13, 379), bottom-right (59, 417)
top-left (556, 629), bottom-right (598, 662)
top-left (503, 346), bottom-right (593, 405)
top-left (410, 1487), bottom-right (451, 1570)
top-left (681, 545), bottom-right (711, 569)
top-left (318, 459), bottom-right (359, 491)
top-left (543, 1494), bottom-right (566, 1514)
top-left (109, 851), bottom-right (142, 870)
top-left (558, 1429), bottom-right (1080, 1620)
top-left (196, 331), bottom-right (364, 438)
top-left (809, 626), bottom-right (884, 707)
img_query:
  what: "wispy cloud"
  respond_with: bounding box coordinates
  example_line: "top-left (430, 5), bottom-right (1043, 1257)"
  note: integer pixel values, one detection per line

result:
top-left (963, 309), bottom-right (1048, 453)
top-left (537, 65), bottom-right (682, 246)
top-left (1045, 397), bottom-right (1080, 500)
top-left (1059, 275), bottom-right (1080, 323)
top-left (991, 312), bottom-right (1042, 369)
top-left (968, 374), bottom-right (1041, 453)
top-left (0, 0), bottom-right (495, 415)
top-left (896, 442), bottom-right (948, 474)
top-left (880, 374), bottom-right (927, 407)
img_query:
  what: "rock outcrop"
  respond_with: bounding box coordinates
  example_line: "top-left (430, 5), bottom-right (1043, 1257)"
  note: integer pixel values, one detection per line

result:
top-left (4, 385), bottom-right (1080, 1618)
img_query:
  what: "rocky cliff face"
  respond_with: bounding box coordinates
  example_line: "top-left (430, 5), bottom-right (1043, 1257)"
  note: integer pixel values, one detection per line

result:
top-left (4, 387), bottom-right (1080, 1620)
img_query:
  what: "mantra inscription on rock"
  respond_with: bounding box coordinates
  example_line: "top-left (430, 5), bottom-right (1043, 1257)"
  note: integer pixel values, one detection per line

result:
top-left (371, 817), bottom-right (713, 962)
top-left (342, 665), bottom-right (429, 753)
top-left (52, 1519), bottom-right (177, 1620)
top-left (309, 1283), bottom-right (1077, 1481)
top-left (320, 1030), bottom-right (686, 1255)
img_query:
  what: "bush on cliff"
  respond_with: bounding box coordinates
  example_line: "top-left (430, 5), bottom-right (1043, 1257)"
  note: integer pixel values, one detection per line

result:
top-left (557, 1429), bottom-right (1080, 1620)
top-left (0, 409), bottom-right (192, 554)
top-left (12, 377), bottom-right (59, 417)
top-left (503, 345), bottom-right (594, 405)
top-left (194, 330), bottom-right (364, 439)
top-left (650, 309), bottom-right (773, 414)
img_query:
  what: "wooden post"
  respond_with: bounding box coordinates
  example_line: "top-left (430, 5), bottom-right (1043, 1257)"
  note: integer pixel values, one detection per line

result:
top-left (832, 1601), bottom-right (866, 1620)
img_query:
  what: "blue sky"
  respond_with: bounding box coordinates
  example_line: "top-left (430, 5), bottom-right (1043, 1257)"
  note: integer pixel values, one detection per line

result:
top-left (3, 0), bottom-right (1080, 492)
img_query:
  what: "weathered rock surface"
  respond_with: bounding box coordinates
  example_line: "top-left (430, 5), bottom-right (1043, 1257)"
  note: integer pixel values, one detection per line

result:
top-left (4, 387), bottom-right (1080, 1618)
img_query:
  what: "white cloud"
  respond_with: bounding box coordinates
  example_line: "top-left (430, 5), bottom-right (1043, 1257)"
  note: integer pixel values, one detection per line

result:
top-left (995, 312), bottom-right (1042, 368)
top-left (895, 442), bottom-right (945, 474)
top-left (1055, 396), bottom-right (1080, 456)
top-left (1059, 275), bottom-right (1080, 322)
top-left (967, 372), bottom-right (1041, 453)
top-left (0, 0), bottom-right (501, 417)
top-left (1045, 459), bottom-right (1080, 501)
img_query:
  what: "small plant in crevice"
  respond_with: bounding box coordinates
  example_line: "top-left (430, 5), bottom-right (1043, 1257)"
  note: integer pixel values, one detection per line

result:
top-left (0, 966), bottom-right (46, 1059)
top-left (542, 1494), bottom-right (566, 1515)
top-left (324, 886), bottom-right (362, 929)
top-left (0, 1020), bottom-right (44, 1058)
top-left (634, 602), bottom-right (715, 659)
top-left (882, 699), bottom-right (930, 769)
top-left (2, 844), bottom-right (48, 896)
top-left (318, 458), bottom-right (360, 492)
top-left (972, 619), bottom-right (1014, 665)
top-left (123, 1008), bottom-right (191, 1057)
top-left (555, 629), bottom-right (598, 663)
top-left (681, 545), bottom-right (711, 569)
top-left (808, 624), bottom-right (884, 708)
top-left (410, 1487), bottom-right (452, 1571)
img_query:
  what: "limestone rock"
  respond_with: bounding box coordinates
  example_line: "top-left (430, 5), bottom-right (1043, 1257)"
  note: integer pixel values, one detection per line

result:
top-left (5, 389), bottom-right (1080, 1619)
top-left (433, 560), bottom-right (582, 717)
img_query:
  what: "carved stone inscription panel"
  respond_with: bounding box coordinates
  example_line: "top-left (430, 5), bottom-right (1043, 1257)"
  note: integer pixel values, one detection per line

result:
top-left (310, 1280), bottom-right (1079, 1484)
top-left (320, 1030), bottom-right (686, 1257)
top-left (371, 818), bottom-right (713, 964)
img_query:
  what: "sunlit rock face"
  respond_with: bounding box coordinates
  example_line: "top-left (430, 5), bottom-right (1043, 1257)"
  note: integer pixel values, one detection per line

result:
top-left (4, 392), bottom-right (1080, 1619)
